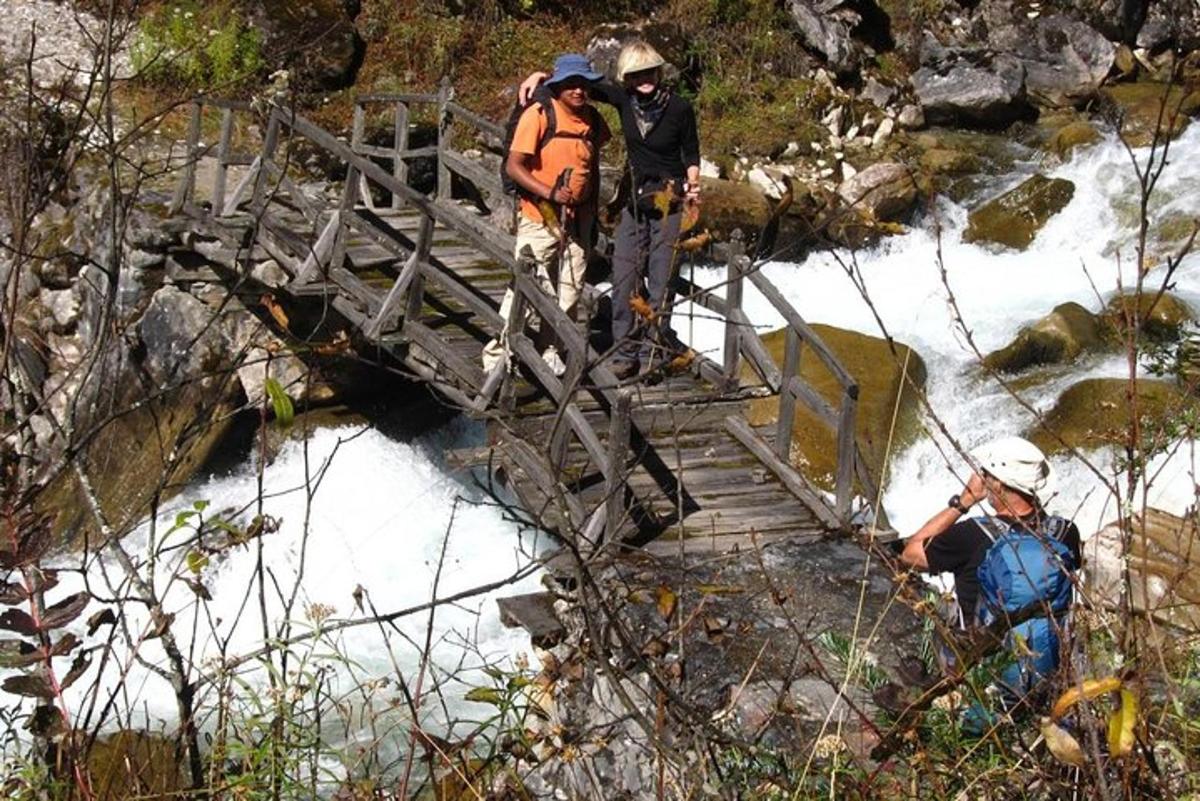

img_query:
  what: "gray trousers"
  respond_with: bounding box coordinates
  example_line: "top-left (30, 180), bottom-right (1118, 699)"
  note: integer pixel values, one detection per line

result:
top-left (610, 206), bottom-right (682, 361)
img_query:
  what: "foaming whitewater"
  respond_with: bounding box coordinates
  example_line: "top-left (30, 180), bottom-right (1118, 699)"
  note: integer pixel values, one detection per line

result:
top-left (679, 123), bottom-right (1200, 537)
top-left (46, 418), bottom-right (545, 743)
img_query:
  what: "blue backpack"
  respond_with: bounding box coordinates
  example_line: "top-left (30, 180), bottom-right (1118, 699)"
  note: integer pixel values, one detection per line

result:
top-left (974, 516), bottom-right (1077, 702)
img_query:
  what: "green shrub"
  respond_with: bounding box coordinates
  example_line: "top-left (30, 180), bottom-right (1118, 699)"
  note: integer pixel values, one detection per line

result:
top-left (130, 1), bottom-right (264, 89)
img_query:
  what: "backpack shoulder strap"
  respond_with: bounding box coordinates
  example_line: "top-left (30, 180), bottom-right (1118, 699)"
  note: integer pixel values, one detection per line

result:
top-left (971, 515), bottom-right (1007, 544)
top-left (537, 98), bottom-right (557, 150)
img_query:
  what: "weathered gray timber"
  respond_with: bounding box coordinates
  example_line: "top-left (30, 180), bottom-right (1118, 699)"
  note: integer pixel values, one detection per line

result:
top-left (165, 87), bottom-right (887, 566)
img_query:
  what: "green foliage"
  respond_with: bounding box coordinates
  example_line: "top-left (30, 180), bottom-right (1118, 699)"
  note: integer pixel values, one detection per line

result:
top-left (130, 1), bottom-right (264, 89)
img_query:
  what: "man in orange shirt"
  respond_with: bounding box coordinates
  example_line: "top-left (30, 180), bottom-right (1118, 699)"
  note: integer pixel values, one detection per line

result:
top-left (481, 54), bottom-right (610, 376)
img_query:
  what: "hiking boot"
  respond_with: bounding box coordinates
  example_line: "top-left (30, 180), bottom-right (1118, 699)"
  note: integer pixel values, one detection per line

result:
top-left (610, 359), bottom-right (639, 380)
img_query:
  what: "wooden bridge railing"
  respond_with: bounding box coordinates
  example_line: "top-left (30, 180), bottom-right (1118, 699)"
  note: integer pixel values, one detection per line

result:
top-left (166, 88), bottom-right (878, 532)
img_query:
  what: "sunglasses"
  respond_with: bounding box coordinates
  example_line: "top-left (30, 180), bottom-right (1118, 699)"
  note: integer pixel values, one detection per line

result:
top-left (624, 68), bottom-right (660, 82)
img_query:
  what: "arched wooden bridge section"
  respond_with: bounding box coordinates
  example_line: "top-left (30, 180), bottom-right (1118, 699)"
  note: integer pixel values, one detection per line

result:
top-left (166, 88), bottom-right (883, 559)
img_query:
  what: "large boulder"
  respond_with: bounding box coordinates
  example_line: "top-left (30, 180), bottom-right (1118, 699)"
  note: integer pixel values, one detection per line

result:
top-left (911, 34), bottom-right (1032, 127)
top-left (138, 286), bottom-right (233, 388)
top-left (1087, 508), bottom-right (1200, 632)
top-left (786, 0), bottom-right (863, 74)
top-left (1101, 291), bottom-right (1196, 343)
top-left (244, 0), bottom-right (363, 90)
top-left (964, 174), bottom-right (1075, 250)
top-left (1100, 82), bottom-right (1200, 147)
top-left (1027, 377), bottom-right (1185, 455)
top-left (1137, 0), bottom-right (1200, 51)
top-left (697, 177), bottom-right (773, 240)
top-left (585, 22), bottom-right (689, 82)
top-left (743, 325), bottom-right (927, 488)
top-left (1063, 0), bottom-right (1148, 44)
top-left (980, 7), bottom-right (1115, 107)
top-left (984, 302), bottom-right (1104, 373)
top-left (836, 162), bottom-right (918, 222)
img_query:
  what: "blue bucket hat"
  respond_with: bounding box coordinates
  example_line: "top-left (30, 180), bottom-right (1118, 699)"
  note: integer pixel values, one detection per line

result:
top-left (545, 53), bottom-right (602, 87)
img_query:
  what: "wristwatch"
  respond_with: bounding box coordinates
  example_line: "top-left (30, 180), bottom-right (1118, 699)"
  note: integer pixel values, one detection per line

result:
top-left (947, 494), bottom-right (967, 513)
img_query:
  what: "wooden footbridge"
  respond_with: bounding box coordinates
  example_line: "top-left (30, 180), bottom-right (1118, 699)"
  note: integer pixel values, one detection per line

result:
top-left (166, 89), bottom-right (882, 559)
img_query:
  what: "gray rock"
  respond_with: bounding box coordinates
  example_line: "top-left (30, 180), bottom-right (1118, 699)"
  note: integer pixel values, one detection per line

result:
top-left (897, 103), bottom-right (925, 129)
top-left (787, 0), bottom-right (862, 74)
top-left (0, 255), bottom-right (40, 301)
top-left (1138, 0), bottom-right (1200, 50)
top-left (75, 264), bottom-right (109, 347)
top-left (912, 38), bottom-right (1031, 126)
top-left (127, 248), bottom-right (166, 271)
top-left (251, 259), bottom-right (289, 288)
top-left (585, 22), bottom-right (688, 81)
top-left (1064, 0), bottom-right (1148, 44)
top-left (39, 288), bottom-right (80, 333)
top-left (982, 7), bottom-right (1115, 107)
top-left (861, 76), bottom-right (896, 109)
top-left (137, 285), bottom-right (232, 386)
top-left (35, 258), bottom-right (74, 289)
top-left (837, 162), bottom-right (918, 221)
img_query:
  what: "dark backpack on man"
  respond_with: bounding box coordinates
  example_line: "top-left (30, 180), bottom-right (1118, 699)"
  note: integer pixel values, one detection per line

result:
top-left (499, 85), bottom-right (603, 197)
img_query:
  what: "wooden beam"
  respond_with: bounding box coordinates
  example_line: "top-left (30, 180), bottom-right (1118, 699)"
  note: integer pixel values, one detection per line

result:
top-left (446, 101), bottom-right (505, 140)
top-left (723, 251), bottom-right (746, 389)
top-left (724, 415), bottom-right (842, 530)
top-left (393, 101), bottom-right (410, 210)
top-left (292, 211), bottom-right (340, 285)
top-left (211, 107), bottom-right (235, 217)
top-left (775, 327), bottom-right (801, 462)
top-left (605, 389), bottom-right (633, 542)
top-left (436, 79), bottom-right (452, 200)
top-left (250, 112), bottom-right (282, 213)
top-left (403, 319), bottom-right (485, 392)
top-left (441, 148), bottom-right (502, 198)
top-left (730, 308), bottom-right (782, 391)
top-left (170, 102), bottom-right (202, 214)
top-left (747, 269), bottom-right (856, 391)
top-left (355, 92), bottom-right (438, 104)
top-left (834, 392), bottom-right (857, 520)
top-left (364, 213), bottom-right (431, 339)
top-left (222, 156), bottom-right (261, 217)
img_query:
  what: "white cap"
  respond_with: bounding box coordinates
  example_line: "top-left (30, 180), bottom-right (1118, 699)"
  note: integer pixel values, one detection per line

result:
top-left (971, 436), bottom-right (1055, 501)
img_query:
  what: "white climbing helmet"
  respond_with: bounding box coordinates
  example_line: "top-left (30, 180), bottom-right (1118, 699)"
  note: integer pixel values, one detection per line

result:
top-left (971, 436), bottom-right (1056, 501)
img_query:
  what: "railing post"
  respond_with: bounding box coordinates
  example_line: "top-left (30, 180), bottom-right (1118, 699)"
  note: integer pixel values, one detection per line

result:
top-left (170, 101), bottom-right (202, 214)
top-left (210, 107), bottom-right (234, 219)
top-left (835, 386), bottom-right (859, 521)
top-left (604, 388), bottom-right (633, 543)
top-left (775, 327), bottom-right (801, 461)
top-left (549, 345), bottom-right (584, 472)
top-left (393, 100), bottom-right (410, 210)
top-left (250, 109), bottom-right (282, 214)
top-left (435, 77), bottom-right (453, 200)
top-left (722, 231), bottom-right (746, 391)
top-left (351, 101), bottom-right (374, 210)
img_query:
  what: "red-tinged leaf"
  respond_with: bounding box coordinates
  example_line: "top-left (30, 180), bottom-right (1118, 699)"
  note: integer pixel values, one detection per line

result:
top-left (0, 639), bottom-right (41, 669)
top-left (40, 592), bottom-right (89, 630)
top-left (87, 608), bottom-right (117, 636)
top-left (0, 582), bottom-right (27, 604)
top-left (29, 569), bottom-right (59, 594)
top-left (2, 672), bottom-right (56, 699)
top-left (49, 633), bottom-right (80, 658)
top-left (25, 705), bottom-right (65, 738)
top-left (60, 651), bottom-right (91, 691)
top-left (0, 608), bottom-right (39, 636)
top-left (15, 521), bottom-right (53, 567)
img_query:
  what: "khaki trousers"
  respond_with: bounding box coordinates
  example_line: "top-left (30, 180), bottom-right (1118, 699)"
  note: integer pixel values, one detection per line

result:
top-left (481, 211), bottom-right (590, 371)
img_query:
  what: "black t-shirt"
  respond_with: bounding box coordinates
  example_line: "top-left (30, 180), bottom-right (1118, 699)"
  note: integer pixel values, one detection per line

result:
top-left (925, 515), bottom-right (1082, 626)
top-left (590, 80), bottom-right (700, 185)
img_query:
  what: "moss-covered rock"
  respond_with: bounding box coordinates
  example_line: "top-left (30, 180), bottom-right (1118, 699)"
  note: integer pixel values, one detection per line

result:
top-left (698, 177), bottom-right (773, 240)
top-left (742, 325), bottom-right (927, 488)
top-left (1101, 82), bottom-right (1200, 147)
top-left (964, 174), bottom-right (1076, 250)
top-left (919, 147), bottom-right (980, 175)
top-left (984, 302), bottom-right (1104, 373)
top-left (1044, 119), bottom-right (1102, 157)
top-left (86, 730), bottom-right (185, 800)
top-left (1101, 292), bottom-right (1196, 343)
top-left (1027, 377), bottom-right (1187, 454)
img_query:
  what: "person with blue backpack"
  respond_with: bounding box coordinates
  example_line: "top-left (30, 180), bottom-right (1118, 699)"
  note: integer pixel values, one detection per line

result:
top-left (898, 436), bottom-right (1082, 731)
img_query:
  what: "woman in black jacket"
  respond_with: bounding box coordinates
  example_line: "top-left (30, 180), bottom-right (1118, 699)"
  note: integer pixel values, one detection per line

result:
top-left (520, 41), bottom-right (701, 379)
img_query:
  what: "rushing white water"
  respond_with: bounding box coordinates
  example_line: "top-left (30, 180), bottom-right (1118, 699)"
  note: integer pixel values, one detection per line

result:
top-left (47, 418), bottom-right (546, 747)
top-left (678, 123), bottom-right (1200, 538)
